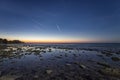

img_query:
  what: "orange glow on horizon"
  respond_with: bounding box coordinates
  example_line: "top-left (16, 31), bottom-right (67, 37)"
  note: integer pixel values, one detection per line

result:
top-left (22, 39), bottom-right (82, 43)
top-left (5, 37), bottom-right (104, 43)
top-left (20, 38), bottom-right (98, 43)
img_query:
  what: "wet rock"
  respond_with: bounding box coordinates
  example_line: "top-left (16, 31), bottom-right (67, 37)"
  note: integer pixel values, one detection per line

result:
top-left (73, 62), bottom-right (86, 69)
top-left (73, 61), bottom-right (79, 65)
top-left (41, 50), bottom-right (46, 53)
top-left (60, 54), bottom-right (62, 56)
top-left (34, 75), bottom-right (39, 79)
top-left (116, 51), bottom-right (120, 55)
top-left (0, 75), bottom-right (20, 80)
top-left (79, 64), bottom-right (86, 69)
top-left (73, 54), bottom-right (77, 57)
top-left (99, 68), bottom-right (120, 78)
top-left (97, 54), bottom-right (103, 57)
top-left (48, 49), bottom-right (52, 52)
top-left (111, 57), bottom-right (120, 61)
top-left (11, 61), bottom-right (16, 64)
top-left (65, 49), bottom-right (68, 51)
top-left (101, 51), bottom-right (113, 57)
top-left (87, 60), bottom-right (96, 62)
top-left (15, 77), bottom-right (24, 80)
top-left (97, 62), bottom-right (110, 68)
top-left (46, 70), bottom-right (53, 74)
top-left (65, 63), bottom-right (71, 66)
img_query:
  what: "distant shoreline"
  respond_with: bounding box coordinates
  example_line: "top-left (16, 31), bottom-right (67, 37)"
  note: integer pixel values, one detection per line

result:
top-left (0, 38), bottom-right (24, 44)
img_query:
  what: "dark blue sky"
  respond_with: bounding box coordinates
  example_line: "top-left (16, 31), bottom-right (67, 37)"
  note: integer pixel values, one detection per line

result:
top-left (0, 0), bottom-right (120, 43)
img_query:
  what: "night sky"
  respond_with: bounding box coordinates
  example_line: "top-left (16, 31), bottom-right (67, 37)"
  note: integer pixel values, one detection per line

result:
top-left (0, 0), bottom-right (120, 43)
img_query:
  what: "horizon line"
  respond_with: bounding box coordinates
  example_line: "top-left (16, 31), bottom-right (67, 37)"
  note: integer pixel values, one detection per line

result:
top-left (0, 38), bottom-right (120, 44)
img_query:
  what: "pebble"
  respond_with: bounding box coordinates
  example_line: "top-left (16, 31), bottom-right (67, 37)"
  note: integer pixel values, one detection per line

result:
top-left (79, 64), bottom-right (86, 69)
top-left (66, 63), bottom-right (71, 66)
top-left (34, 75), bottom-right (39, 78)
top-left (46, 70), bottom-right (53, 74)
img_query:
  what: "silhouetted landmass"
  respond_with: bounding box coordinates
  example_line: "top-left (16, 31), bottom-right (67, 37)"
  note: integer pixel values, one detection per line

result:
top-left (0, 38), bottom-right (24, 44)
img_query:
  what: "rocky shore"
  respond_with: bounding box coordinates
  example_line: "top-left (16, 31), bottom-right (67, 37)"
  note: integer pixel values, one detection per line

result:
top-left (0, 44), bottom-right (120, 80)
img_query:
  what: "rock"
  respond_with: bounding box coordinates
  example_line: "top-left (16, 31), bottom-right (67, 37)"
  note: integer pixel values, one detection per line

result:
top-left (48, 49), bottom-right (52, 52)
top-left (97, 54), bottom-right (103, 57)
top-left (116, 51), bottom-right (120, 55)
top-left (99, 68), bottom-right (120, 78)
top-left (73, 61), bottom-right (79, 65)
top-left (60, 54), bottom-right (62, 56)
top-left (73, 54), bottom-right (77, 57)
top-left (34, 75), bottom-right (39, 78)
top-left (111, 57), bottom-right (120, 61)
top-left (97, 62), bottom-right (110, 68)
top-left (11, 61), bottom-right (16, 63)
top-left (65, 63), bottom-right (71, 66)
top-left (0, 75), bottom-right (20, 80)
top-left (101, 51), bottom-right (113, 57)
top-left (79, 64), bottom-right (86, 69)
top-left (46, 70), bottom-right (53, 74)
top-left (73, 62), bottom-right (86, 69)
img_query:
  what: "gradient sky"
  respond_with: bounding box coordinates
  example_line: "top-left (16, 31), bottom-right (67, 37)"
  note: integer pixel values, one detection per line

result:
top-left (0, 0), bottom-right (120, 43)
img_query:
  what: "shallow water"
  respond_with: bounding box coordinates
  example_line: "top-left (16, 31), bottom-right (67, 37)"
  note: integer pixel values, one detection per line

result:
top-left (0, 44), bottom-right (120, 80)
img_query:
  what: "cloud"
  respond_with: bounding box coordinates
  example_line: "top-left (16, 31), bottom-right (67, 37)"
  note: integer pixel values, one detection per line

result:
top-left (56, 24), bottom-right (61, 32)
top-left (31, 19), bottom-right (43, 30)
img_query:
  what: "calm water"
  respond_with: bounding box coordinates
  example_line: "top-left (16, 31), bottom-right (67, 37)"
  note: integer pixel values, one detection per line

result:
top-left (24, 43), bottom-right (120, 47)
top-left (0, 43), bottom-right (120, 80)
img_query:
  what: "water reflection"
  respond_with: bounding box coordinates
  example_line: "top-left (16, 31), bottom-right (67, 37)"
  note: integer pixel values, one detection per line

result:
top-left (0, 44), bottom-right (120, 80)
